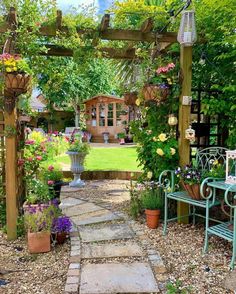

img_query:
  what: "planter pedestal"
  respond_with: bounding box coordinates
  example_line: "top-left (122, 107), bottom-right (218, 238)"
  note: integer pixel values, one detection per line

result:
top-left (66, 151), bottom-right (86, 187)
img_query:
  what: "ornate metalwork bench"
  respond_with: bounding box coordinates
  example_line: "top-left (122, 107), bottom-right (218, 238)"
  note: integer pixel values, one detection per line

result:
top-left (159, 147), bottom-right (236, 269)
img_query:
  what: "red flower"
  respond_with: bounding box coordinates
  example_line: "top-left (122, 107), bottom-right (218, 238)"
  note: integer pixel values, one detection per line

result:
top-left (36, 156), bottom-right (42, 161)
top-left (48, 165), bottom-right (54, 171)
top-left (18, 159), bottom-right (24, 166)
top-left (25, 139), bottom-right (35, 145)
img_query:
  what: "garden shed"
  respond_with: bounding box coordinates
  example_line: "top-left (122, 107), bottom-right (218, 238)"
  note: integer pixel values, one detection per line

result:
top-left (84, 95), bottom-right (129, 142)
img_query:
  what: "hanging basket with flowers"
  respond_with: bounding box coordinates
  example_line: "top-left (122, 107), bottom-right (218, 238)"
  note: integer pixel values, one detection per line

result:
top-left (124, 92), bottom-right (138, 106)
top-left (143, 62), bottom-right (178, 104)
top-left (0, 53), bottom-right (32, 96)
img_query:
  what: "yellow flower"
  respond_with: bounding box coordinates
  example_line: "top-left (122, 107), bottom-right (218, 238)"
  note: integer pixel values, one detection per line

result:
top-left (147, 171), bottom-right (153, 179)
top-left (13, 67), bottom-right (17, 71)
top-left (6, 67), bottom-right (12, 72)
top-left (213, 160), bottom-right (218, 166)
top-left (153, 137), bottom-right (158, 142)
top-left (156, 148), bottom-right (164, 156)
top-left (136, 99), bottom-right (141, 106)
top-left (170, 148), bottom-right (176, 155)
top-left (158, 133), bottom-right (167, 142)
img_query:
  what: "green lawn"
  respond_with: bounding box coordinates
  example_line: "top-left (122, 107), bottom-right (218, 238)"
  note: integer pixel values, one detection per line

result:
top-left (55, 147), bottom-right (142, 171)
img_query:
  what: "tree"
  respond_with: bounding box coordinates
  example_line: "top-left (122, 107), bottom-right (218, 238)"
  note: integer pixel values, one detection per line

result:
top-left (36, 57), bottom-right (119, 127)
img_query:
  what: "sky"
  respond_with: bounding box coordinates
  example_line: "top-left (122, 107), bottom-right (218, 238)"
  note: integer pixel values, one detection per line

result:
top-left (56, 0), bottom-right (114, 14)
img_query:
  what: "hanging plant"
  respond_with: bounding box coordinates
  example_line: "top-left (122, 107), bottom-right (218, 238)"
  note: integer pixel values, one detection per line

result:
top-left (4, 125), bottom-right (17, 138)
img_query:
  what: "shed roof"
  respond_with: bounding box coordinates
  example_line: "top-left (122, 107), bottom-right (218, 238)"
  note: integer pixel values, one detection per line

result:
top-left (84, 94), bottom-right (124, 103)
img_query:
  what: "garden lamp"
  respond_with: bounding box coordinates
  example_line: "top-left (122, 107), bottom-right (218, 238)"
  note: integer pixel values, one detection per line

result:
top-left (177, 10), bottom-right (197, 46)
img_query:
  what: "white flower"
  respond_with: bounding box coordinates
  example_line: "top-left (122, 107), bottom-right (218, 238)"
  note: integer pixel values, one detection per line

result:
top-left (158, 133), bottom-right (167, 142)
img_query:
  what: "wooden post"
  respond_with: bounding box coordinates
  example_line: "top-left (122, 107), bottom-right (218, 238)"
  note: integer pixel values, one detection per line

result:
top-left (177, 46), bottom-right (193, 223)
top-left (5, 106), bottom-right (18, 240)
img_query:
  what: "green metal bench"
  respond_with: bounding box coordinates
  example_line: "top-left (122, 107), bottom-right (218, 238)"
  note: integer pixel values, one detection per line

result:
top-left (159, 147), bottom-right (236, 269)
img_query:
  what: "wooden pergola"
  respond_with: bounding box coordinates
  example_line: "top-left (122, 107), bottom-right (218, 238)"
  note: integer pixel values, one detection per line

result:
top-left (0, 7), bottom-right (192, 239)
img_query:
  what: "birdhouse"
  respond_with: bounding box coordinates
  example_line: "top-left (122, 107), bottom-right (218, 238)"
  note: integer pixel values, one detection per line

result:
top-left (185, 125), bottom-right (195, 142)
top-left (168, 114), bottom-right (178, 126)
top-left (225, 150), bottom-right (236, 184)
top-left (177, 10), bottom-right (197, 47)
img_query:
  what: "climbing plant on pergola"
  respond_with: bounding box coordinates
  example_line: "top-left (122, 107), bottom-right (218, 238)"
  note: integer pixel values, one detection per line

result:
top-left (0, 4), bottom-right (193, 240)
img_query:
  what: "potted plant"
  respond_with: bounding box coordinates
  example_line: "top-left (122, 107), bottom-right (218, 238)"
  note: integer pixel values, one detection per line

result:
top-left (117, 132), bottom-right (126, 145)
top-left (66, 134), bottom-right (90, 187)
top-left (175, 165), bottom-right (203, 200)
top-left (24, 205), bottom-right (56, 253)
top-left (141, 187), bottom-right (162, 229)
top-left (23, 179), bottom-right (53, 213)
top-left (52, 215), bottom-right (72, 244)
top-left (42, 164), bottom-right (64, 198)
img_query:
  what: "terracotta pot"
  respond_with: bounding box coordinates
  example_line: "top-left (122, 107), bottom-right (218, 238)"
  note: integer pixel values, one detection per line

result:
top-left (27, 231), bottom-right (51, 253)
top-left (124, 92), bottom-right (138, 106)
top-left (145, 209), bottom-right (161, 229)
top-left (4, 73), bottom-right (31, 95)
top-left (142, 84), bottom-right (169, 103)
top-left (56, 232), bottom-right (68, 244)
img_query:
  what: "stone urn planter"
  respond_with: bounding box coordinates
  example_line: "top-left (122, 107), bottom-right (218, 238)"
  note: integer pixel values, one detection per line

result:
top-left (102, 132), bottom-right (109, 144)
top-left (66, 151), bottom-right (87, 187)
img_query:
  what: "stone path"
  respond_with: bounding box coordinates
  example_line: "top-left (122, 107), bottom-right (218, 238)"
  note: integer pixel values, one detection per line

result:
top-left (60, 184), bottom-right (165, 294)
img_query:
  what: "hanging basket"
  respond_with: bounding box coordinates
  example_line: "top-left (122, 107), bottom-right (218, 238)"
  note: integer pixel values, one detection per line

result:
top-left (123, 92), bottom-right (138, 106)
top-left (142, 84), bottom-right (169, 103)
top-left (4, 72), bottom-right (31, 96)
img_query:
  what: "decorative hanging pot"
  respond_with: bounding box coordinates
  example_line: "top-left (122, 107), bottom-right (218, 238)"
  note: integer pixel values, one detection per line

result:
top-left (142, 84), bottom-right (169, 103)
top-left (123, 92), bottom-right (138, 106)
top-left (4, 72), bottom-right (31, 95)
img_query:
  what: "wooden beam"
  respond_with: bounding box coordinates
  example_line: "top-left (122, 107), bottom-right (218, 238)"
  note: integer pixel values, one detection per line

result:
top-left (5, 104), bottom-right (18, 240)
top-left (141, 18), bottom-right (153, 33)
top-left (100, 14), bottom-right (110, 32)
top-left (42, 45), bottom-right (138, 59)
top-left (56, 10), bottom-right (62, 30)
top-left (177, 45), bottom-right (193, 224)
top-left (78, 29), bottom-right (177, 43)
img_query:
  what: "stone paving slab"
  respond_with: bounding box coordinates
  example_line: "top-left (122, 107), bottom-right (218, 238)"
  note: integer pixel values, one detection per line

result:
top-left (82, 241), bottom-right (144, 259)
top-left (61, 186), bottom-right (82, 193)
top-left (79, 223), bottom-right (135, 243)
top-left (60, 197), bottom-right (85, 208)
top-left (63, 203), bottom-right (103, 217)
top-left (72, 210), bottom-right (122, 226)
top-left (80, 263), bottom-right (159, 293)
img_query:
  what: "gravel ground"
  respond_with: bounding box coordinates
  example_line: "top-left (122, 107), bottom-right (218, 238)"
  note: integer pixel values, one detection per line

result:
top-left (0, 232), bottom-right (70, 294)
top-left (71, 180), bottom-right (234, 294)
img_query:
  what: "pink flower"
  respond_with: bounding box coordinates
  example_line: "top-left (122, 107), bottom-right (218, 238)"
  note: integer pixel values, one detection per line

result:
top-left (48, 165), bottom-right (54, 171)
top-left (48, 180), bottom-right (54, 185)
top-left (167, 63), bottom-right (175, 69)
top-left (28, 157), bottom-right (33, 162)
top-left (18, 159), bottom-right (24, 166)
top-left (36, 156), bottom-right (42, 161)
top-left (25, 139), bottom-right (35, 145)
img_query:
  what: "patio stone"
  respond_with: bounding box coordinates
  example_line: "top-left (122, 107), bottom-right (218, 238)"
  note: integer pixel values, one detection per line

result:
top-left (79, 223), bottom-right (134, 243)
top-left (82, 241), bottom-right (144, 259)
top-left (80, 263), bottom-right (159, 293)
top-left (63, 203), bottom-right (103, 217)
top-left (72, 209), bottom-right (122, 226)
top-left (60, 197), bottom-right (85, 207)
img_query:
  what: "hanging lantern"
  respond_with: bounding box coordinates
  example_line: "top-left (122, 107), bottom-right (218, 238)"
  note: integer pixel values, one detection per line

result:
top-left (185, 125), bottom-right (195, 142)
top-left (177, 10), bottom-right (197, 46)
top-left (225, 150), bottom-right (236, 184)
top-left (168, 114), bottom-right (178, 126)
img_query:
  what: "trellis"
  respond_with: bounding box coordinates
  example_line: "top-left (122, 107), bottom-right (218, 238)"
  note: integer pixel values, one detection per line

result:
top-left (0, 7), bottom-right (193, 239)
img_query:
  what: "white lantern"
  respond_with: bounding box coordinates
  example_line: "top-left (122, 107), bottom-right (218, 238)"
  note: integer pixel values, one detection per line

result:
top-left (177, 10), bottom-right (197, 47)
top-left (185, 125), bottom-right (195, 142)
top-left (168, 114), bottom-right (178, 126)
top-left (225, 150), bottom-right (236, 184)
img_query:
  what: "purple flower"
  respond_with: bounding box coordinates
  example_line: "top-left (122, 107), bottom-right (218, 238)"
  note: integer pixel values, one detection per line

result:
top-left (52, 216), bottom-right (72, 233)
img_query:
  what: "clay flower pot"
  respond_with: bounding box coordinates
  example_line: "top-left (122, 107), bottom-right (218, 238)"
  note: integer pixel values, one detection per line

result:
top-left (145, 209), bottom-right (161, 229)
top-left (27, 231), bottom-right (51, 253)
top-left (56, 232), bottom-right (68, 244)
